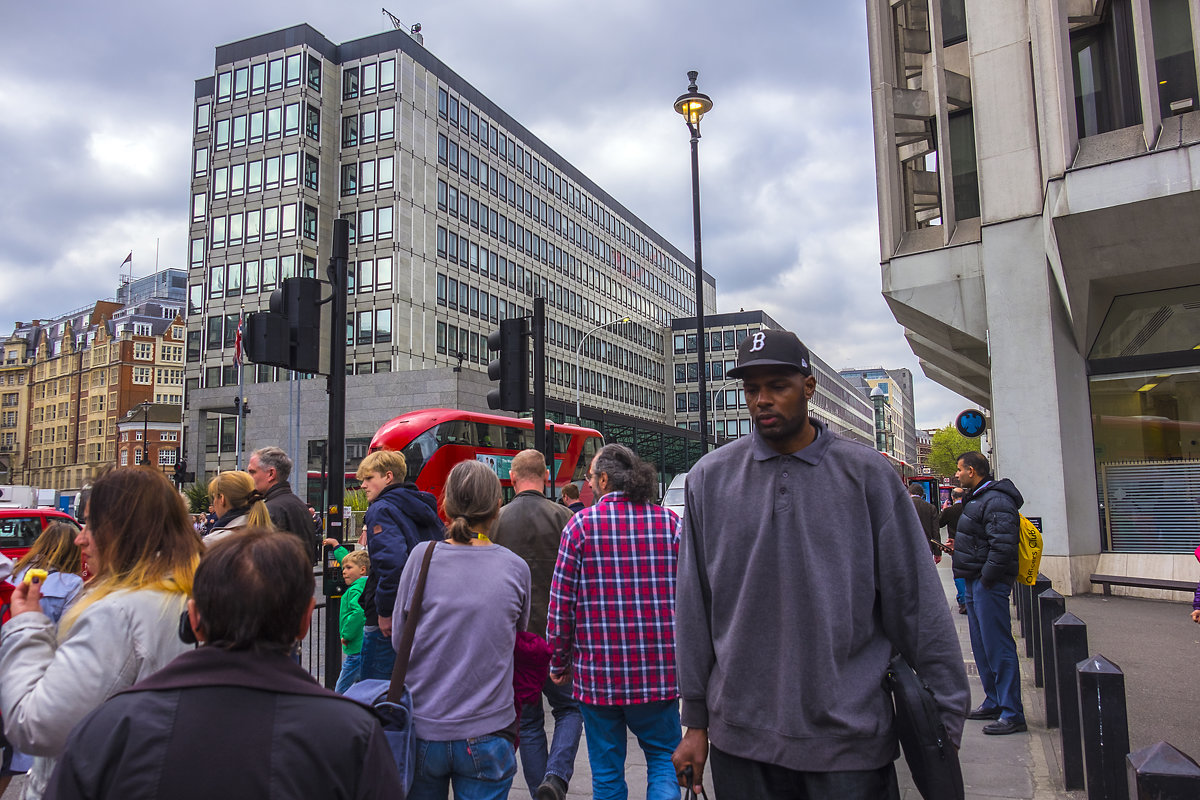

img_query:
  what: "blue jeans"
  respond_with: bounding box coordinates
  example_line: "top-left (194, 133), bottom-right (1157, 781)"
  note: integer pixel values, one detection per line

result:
top-left (579, 700), bottom-right (681, 800)
top-left (954, 577), bottom-right (967, 606)
top-left (359, 626), bottom-right (397, 681)
top-left (965, 577), bottom-right (1024, 723)
top-left (334, 652), bottom-right (363, 694)
top-left (408, 734), bottom-right (517, 800)
top-left (518, 677), bottom-right (583, 795)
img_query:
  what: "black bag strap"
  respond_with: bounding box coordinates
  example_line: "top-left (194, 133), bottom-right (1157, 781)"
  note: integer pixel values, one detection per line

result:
top-left (387, 540), bottom-right (437, 703)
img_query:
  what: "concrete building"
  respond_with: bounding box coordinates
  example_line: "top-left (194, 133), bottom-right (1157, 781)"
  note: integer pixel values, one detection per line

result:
top-left (865, 0), bottom-right (1200, 593)
top-left (186, 23), bottom-right (717, 489)
top-left (916, 428), bottom-right (935, 476)
top-left (838, 366), bottom-right (918, 466)
top-left (670, 311), bottom-right (875, 447)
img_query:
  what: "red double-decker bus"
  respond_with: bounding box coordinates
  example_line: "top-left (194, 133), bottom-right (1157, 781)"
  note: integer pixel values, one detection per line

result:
top-left (368, 409), bottom-right (604, 502)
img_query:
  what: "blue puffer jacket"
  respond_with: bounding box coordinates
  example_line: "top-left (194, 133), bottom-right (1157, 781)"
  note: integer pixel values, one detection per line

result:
top-left (951, 478), bottom-right (1023, 585)
top-left (366, 483), bottom-right (443, 619)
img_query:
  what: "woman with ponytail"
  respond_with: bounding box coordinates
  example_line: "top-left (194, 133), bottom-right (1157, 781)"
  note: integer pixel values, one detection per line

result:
top-left (393, 459), bottom-right (531, 800)
top-left (0, 467), bottom-right (203, 799)
top-left (204, 471), bottom-right (273, 546)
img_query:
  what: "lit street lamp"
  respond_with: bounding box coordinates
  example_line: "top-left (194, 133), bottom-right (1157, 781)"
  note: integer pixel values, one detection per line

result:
top-left (674, 70), bottom-right (714, 449)
top-left (575, 315), bottom-right (632, 423)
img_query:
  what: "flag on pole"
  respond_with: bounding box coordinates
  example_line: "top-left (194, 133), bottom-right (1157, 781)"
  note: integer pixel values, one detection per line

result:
top-left (233, 313), bottom-right (244, 367)
top-left (120, 252), bottom-right (132, 267)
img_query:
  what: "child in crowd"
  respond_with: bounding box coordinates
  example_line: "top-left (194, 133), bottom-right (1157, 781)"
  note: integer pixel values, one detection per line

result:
top-left (335, 549), bottom-right (371, 693)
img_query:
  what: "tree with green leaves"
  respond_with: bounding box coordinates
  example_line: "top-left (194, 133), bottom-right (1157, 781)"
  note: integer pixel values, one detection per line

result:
top-left (183, 482), bottom-right (210, 514)
top-left (928, 425), bottom-right (981, 480)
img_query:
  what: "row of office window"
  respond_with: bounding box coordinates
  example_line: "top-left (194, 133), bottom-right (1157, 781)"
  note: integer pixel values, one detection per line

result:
top-left (208, 103), bottom-right (318, 152)
top-left (674, 359), bottom-right (743, 385)
top-left (437, 85), bottom-right (695, 300)
top-left (347, 308), bottom-right (393, 347)
top-left (436, 137), bottom-right (690, 322)
top-left (674, 329), bottom-right (753, 355)
top-left (435, 217), bottom-right (669, 332)
top-left (208, 202), bottom-right (316, 249)
top-left (435, 271), bottom-right (662, 383)
top-left (340, 156), bottom-right (396, 196)
top-left (194, 150), bottom-right (315, 197)
top-left (212, 52), bottom-right (315, 107)
top-left (341, 108), bottom-right (396, 147)
top-left (341, 59), bottom-right (398, 100)
top-left (339, 206), bottom-right (396, 244)
top-left (189, 254), bottom-right (314, 315)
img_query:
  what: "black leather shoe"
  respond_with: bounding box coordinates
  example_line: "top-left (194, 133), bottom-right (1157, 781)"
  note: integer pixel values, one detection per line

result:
top-left (957, 603), bottom-right (967, 615)
top-left (536, 775), bottom-right (568, 800)
top-left (966, 705), bottom-right (1002, 720)
top-left (983, 718), bottom-right (1028, 735)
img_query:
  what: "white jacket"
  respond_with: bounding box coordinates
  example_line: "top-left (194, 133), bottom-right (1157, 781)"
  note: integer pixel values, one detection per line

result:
top-left (0, 587), bottom-right (190, 799)
top-left (202, 513), bottom-right (249, 546)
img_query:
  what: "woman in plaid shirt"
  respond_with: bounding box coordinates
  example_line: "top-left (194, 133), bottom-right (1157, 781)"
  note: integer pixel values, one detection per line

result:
top-left (546, 443), bottom-right (681, 800)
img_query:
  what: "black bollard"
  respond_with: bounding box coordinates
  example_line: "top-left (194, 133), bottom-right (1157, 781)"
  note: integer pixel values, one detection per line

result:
top-left (1016, 581), bottom-right (1030, 639)
top-left (1054, 613), bottom-right (1089, 790)
top-left (1078, 654), bottom-right (1131, 800)
top-left (1030, 574), bottom-right (1052, 684)
top-left (1126, 741), bottom-right (1200, 799)
top-left (1037, 589), bottom-right (1065, 728)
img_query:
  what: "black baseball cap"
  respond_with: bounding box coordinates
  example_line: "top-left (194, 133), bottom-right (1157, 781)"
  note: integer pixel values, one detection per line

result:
top-left (727, 329), bottom-right (812, 378)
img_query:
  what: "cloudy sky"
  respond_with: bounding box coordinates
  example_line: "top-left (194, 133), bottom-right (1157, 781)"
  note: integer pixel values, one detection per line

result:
top-left (0, 0), bottom-right (972, 429)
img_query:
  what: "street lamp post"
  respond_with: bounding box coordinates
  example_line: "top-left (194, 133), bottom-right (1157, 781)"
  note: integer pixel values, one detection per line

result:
top-left (674, 71), bottom-right (714, 450)
top-left (575, 315), bottom-right (632, 423)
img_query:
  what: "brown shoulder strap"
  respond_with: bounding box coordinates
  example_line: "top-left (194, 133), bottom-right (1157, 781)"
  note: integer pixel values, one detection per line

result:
top-left (387, 540), bottom-right (437, 703)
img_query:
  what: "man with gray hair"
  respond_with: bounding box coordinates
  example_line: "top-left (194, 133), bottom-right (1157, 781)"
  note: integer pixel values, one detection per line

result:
top-left (247, 446), bottom-right (318, 557)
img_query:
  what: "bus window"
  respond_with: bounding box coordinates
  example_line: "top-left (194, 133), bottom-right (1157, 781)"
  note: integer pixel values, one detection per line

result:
top-left (575, 436), bottom-right (601, 480)
top-left (435, 420), bottom-right (475, 446)
top-left (400, 430), bottom-right (438, 482)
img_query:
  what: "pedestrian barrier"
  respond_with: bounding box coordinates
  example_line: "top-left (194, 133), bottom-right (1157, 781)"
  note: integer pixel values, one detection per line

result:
top-left (1036, 589), bottom-right (1065, 729)
top-left (1052, 612), bottom-right (1088, 791)
top-left (1006, 574), bottom-right (1200, 798)
top-left (1126, 741), bottom-right (1200, 799)
top-left (304, 600), bottom-right (327, 684)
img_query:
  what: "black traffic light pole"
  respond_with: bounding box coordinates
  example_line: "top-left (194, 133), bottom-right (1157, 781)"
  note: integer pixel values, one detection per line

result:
top-left (321, 218), bottom-right (349, 690)
top-left (532, 297), bottom-right (546, 469)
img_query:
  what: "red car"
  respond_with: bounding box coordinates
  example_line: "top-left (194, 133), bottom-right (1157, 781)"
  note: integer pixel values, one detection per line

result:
top-left (0, 507), bottom-right (81, 564)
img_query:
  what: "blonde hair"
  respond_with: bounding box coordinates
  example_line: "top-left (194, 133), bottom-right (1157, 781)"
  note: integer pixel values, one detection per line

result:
top-left (509, 449), bottom-right (547, 483)
top-left (208, 470), bottom-right (272, 528)
top-left (356, 449), bottom-right (407, 483)
top-left (442, 460), bottom-right (501, 544)
top-left (14, 521), bottom-right (83, 576)
top-left (341, 549), bottom-right (370, 571)
top-left (62, 467), bottom-right (202, 633)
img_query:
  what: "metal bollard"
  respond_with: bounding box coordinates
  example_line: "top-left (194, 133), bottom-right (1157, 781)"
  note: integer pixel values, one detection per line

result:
top-left (1030, 574), bottom-right (1052, 684)
top-left (1037, 588), bottom-right (1065, 728)
top-left (1054, 613), bottom-right (1089, 790)
top-left (1126, 741), bottom-right (1200, 799)
top-left (1078, 654), bottom-right (1131, 800)
top-left (1016, 581), bottom-right (1030, 639)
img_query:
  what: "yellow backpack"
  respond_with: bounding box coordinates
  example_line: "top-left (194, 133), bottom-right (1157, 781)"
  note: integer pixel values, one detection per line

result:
top-left (1016, 514), bottom-right (1043, 585)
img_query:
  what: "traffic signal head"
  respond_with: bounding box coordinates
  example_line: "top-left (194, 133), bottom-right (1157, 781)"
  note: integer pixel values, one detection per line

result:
top-left (487, 318), bottom-right (529, 411)
top-left (245, 277), bottom-right (322, 373)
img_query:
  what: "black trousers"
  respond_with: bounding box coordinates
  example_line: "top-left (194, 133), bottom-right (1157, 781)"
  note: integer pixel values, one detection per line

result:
top-left (709, 745), bottom-right (901, 800)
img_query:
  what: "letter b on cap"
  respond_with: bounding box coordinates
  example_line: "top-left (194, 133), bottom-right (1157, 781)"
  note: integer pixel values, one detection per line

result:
top-left (750, 332), bottom-right (766, 352)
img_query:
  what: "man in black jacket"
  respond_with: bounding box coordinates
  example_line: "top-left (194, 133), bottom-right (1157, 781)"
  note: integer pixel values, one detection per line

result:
top-left (45, 530), bottom-right (403, 799)
top-left (908, 483), bottom-right (941, 561)
top-left (247, 446), bottom-right (318, 559)
top-left (940, 487), bottom-right (967, 614)
top-left (952, 451), bottom-right (1026, 735)
top-left (492, 449), bottom-right (580, 800)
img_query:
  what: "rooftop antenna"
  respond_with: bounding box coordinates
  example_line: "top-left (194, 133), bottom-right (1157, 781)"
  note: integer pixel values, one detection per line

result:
top-left (382, 8), bottom-right (422, 39)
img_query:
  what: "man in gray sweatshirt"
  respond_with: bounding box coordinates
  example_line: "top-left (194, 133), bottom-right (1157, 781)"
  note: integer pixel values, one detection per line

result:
top-left (672, 329), bottom-right (969, 798)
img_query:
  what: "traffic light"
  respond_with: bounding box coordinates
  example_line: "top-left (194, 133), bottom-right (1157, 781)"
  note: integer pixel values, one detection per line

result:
top-left (244, 277), bottom-right (322, 373)
top-left (487, 318), bottom-right (529, 411)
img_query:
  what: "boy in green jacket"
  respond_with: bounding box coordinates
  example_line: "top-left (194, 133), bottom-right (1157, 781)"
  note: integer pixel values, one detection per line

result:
top-left (333, 548), bottom-right (370, 693)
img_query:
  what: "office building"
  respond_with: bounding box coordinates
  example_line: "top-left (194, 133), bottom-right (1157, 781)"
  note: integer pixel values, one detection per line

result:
top-left (865, 0), bottom-right (1200, 593)
top-left (185, 23), bottom-right (716, 487)
top-left (838, 367), bottom-right (917, 466)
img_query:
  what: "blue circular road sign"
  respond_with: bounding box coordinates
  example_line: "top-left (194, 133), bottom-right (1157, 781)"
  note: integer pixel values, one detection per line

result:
top-left (955, 409), bottom-right (986, 438)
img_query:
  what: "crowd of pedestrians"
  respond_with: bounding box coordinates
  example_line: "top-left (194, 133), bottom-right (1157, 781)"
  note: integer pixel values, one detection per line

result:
top-left (0, 328), bottom-right (991, 800)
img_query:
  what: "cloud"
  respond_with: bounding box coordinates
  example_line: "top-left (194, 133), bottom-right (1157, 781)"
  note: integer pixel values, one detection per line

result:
top-left (0, 0), bottom-right (972, 430)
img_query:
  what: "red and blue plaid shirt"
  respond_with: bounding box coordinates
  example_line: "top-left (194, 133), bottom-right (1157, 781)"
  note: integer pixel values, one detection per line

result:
top-left (547, 491), bottom-right (680, 705)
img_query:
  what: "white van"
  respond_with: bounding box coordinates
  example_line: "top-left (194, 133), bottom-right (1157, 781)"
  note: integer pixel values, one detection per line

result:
top-left (662, 472), bottom-right (687, 519)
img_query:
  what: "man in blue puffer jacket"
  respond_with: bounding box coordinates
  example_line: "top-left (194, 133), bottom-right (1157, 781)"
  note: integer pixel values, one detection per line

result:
top-left (952, 450), bottom-right (1027, 735)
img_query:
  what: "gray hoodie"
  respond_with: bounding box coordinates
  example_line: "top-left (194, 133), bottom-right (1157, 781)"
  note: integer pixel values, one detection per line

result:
top-left (675, 420), bottom-right (969, 772)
